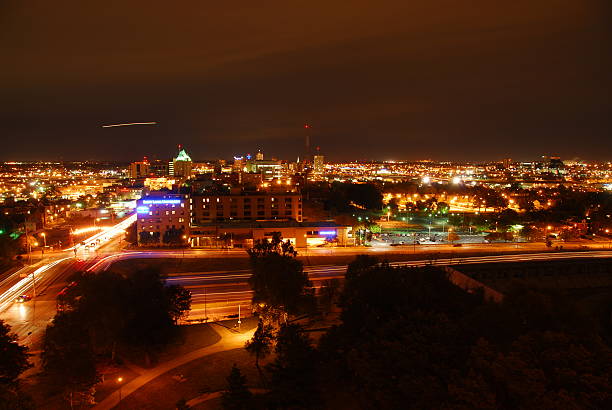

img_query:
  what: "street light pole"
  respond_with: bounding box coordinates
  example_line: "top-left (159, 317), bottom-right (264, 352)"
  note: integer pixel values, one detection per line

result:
top-left (117, 377), bottom-right (123, 406)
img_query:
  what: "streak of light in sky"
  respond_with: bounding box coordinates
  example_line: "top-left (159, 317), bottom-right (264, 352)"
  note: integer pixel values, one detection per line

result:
top-left (101, 122), bottom-right (157, 128)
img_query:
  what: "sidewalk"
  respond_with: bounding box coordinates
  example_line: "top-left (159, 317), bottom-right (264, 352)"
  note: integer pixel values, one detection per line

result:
top-left (94, 324), bottom-right (254, 410)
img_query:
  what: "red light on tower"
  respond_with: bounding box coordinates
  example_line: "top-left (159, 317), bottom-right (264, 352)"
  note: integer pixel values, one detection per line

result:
top-left (304, 124), bottom-right (311, 129)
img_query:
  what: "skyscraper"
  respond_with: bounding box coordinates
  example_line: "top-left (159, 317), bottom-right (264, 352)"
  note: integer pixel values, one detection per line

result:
top-left (171, 145), bottom-right (193, 178)
top-left (129, 158), bottom-right (149, 178)
top-left (313, 154), bottom-right (325, 176)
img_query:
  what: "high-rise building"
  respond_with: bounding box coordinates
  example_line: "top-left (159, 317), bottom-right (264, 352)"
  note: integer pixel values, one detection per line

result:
top-left (171, 146), bottom-right (193, 178)
top-left (149, 160), bottom-right (169, 177)
top-left (313, 154), bottom-right (325, 175)
top-left (129, 159), bottom-right (150, 178)
top-left (256, 149), bottom-right (264, 161)
top-left (233, 156), bottom-right (245, 173)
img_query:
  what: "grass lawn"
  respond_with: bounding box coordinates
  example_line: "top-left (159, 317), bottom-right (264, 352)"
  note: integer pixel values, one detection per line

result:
top-left (116, 347), bottom-right (267, 410)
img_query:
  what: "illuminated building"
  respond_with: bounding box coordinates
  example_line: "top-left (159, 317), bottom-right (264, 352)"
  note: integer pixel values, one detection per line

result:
top-left (191, 192), bottom-right (302, 224)
top-left (171, 146), bottom-right (193, 178)
top-left (233, 156), bottom-right (245, 172)
top-left (129, 159), bottom-right (149, 178)
top-left (144, 177), bottom-right (175, 191)
top-left (256, 149), bottom-right (264, 161)
top-left (313, 154), bottom-right (325, 175)
top-left (190, 221), bottom-right (350, 248)
top-left (149, 160), bottom-right (169, 177)
top-left (136, 194), bottom-right (190, 245)
top-left (244, 159), bottom-right (282, 180)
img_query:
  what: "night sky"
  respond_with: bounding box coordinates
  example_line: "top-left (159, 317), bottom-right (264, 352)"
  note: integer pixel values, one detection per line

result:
top-left (2, 0), bottom-right (610, 162)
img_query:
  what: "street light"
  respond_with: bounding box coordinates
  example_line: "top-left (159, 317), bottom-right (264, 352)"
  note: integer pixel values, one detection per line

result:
top-left (117, 377), bottom-right (124, 404)
top-left (40, 233), bottom-right (47, 255)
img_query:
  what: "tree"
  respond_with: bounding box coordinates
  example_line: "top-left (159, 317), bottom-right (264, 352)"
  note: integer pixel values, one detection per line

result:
top-left (221, 364), bottom-right (253, 410)
top-left (175, 398), bottom-right (191, 410)
top-left (266, 324), bottom-right (320, 408)
top-left (345, 254), bottom-right (379, 281)
top-left (0, 235), bottom-right (19, 263)
top-left (319, 278), bottom-right (341, 315)
top-left (42, 313), bottom-right (98, 409)
top-left (163, 227), bottom-right (186, 245)
top-left (166, 285), bottom-right (192, 324)
top-left (139, 231), bottom-right (160, 245)
top-left (57, 269), bottom-right (191, 363)
top-left (247, 233), bottom-right (312, 321)
top-left (0, 320), bottom-right (32, 410)
top-left (449, 333), bottom-right (612, 409)
top-left (245, 320), bottom-right (274, 380)
top-left (0, 320), bottom-right (31, 386)
top-left (124, 222), bottom-right (138, 245)
top-left (247, 232), bottom-right (297, 258)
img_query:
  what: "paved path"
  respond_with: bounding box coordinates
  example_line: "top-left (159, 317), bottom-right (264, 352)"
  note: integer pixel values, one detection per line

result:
top-left (186, 388), bottom-right (268, 407)
top-left (94, 324), bottom-right (254, 410)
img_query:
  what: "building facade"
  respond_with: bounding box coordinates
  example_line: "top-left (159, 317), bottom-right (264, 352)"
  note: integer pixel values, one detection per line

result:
top-left (171, 147), bottom-right (193, 178)
top-left (191, 192), bottom-right (302, 224)
top-left (129, 160), bottom-right (149, 179)
top-left (189, 221), bottom-right (350, 248)
top-left (313, 154), bottom-right (325, 175)
top-left (136, 194), bottom-right (190, 246)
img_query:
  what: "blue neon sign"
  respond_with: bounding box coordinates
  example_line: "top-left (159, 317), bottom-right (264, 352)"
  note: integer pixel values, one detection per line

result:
top-left (136, 206), bottom-right (150, 214)
top-left (319, 230), bottom-right (337, 236)
top-left (142, 199), bottom-right (182, 205)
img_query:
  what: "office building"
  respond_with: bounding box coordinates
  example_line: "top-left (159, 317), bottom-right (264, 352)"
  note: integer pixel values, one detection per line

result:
top-left (313, 154), bottom-right (325, 175)
top-left (136, 194), bottom-right (190, 246)
top-left (129, 159), bottom-right (150, 179)
top-left (191, 191), bottom-right (302, 224)
top-left (171, 146), bottom-right (193, 178)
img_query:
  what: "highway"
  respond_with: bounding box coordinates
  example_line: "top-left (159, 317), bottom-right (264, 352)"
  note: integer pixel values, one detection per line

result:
top-left (163, 249), bottom-right (612, 322)
top-left (0, 214), bottom-right (136, 357)
top-left (3, 216), bottom-right (611, 346)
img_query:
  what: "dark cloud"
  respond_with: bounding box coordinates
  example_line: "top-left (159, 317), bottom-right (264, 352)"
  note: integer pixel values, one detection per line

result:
top-left (1, 0), bottom-right (610, 161)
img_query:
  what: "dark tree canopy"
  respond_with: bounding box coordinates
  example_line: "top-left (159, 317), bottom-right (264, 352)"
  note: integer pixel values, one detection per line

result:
top-left (0, 320), bottom-right (32, 410)
top-left (57, 268), bottom-right (191, 355)
top-left (0, 320), bottom-right (31, 386)
top-left (315, 259), bottom-right (612, 409)
top-left (247, 233), bottom-right (312, 320)
top-left (221, 364), bottom-right (253, 410)
top-left (266, 324), bottom-right (320, 409)
top-left (42, 313), bottom-right (98, 395)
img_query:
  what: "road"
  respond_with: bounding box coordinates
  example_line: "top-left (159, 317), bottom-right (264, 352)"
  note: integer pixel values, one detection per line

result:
top-left (4, 221), bottom-right (610, 347)
top-left (160, 249), bottom-right (612, 322)
top-left (0, 215), bottom-right (136, 360)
